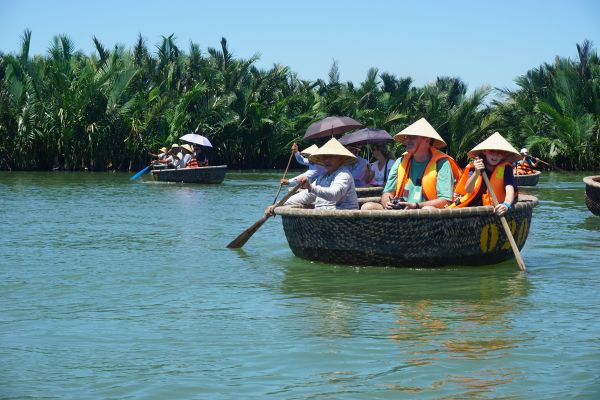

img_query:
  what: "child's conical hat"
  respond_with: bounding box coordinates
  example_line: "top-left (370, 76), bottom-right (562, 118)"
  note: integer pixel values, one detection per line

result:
top-left (300, 144), bottom-right (319, 157)
top-left (393, 118), bottom-right (447, 149)
top-left (468, 132), bottom-right (521, 162)
top-left (308, 138), bottom-right (357, 166)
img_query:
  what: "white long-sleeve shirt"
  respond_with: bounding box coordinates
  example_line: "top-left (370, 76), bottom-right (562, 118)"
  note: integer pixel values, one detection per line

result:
top-left (285, 167), bottom-right (358, 210)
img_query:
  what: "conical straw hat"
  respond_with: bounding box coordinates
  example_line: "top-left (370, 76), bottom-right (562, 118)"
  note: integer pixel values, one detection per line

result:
top-left (393, 118), bottom-right (447, 149)
top-left (468, 132), bottom-right (521, 162)
top-left (300, 144), bottom-right (319, 157)
top-left (308, 137), bottom-right (357, 166)
top-left (181, 144), bottom-right (194, 153)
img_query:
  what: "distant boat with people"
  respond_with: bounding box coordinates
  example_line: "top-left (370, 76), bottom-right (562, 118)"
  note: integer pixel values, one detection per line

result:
top-left (151, 165), bottom-right (227, 184)
top-left (514, 170), bottom-right (541, 187)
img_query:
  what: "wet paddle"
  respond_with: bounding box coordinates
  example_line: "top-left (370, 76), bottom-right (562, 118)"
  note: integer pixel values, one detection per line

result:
top-left (227, 183), bottom-right (303, 249)
top-left (481, 171), bottom-right (526, 272)
top-left (130, 165), bottom-right (151, 181)
top-left (534, 157), bottom-right (566, 173)
top-left (272, 149), bottom-right (295, 204)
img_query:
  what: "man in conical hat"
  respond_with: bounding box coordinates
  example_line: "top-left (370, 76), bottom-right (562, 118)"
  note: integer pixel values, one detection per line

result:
top-left (450, 132), bottom-right (520, 216)
top-left (361, 117), bottom-right (461, 211)
top-left (266, 138), bottom-right (359, 214)
top-left (281, 144), bottom-right (326, 187)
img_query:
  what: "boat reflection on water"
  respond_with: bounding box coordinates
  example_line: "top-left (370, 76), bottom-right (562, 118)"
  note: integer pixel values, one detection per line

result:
top-left (280, 263), bottom-right (530, 395)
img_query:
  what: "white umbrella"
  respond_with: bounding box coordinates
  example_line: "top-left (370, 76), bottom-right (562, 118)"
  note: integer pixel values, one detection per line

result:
top-left (179, 133), bottom-right (213, 147)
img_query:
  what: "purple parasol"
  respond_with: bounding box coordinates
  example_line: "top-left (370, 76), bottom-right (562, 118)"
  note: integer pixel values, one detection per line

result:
top-left (303, 116), bottom-right (363, 140)
top-left (338, 128), bottom-right (393, 146)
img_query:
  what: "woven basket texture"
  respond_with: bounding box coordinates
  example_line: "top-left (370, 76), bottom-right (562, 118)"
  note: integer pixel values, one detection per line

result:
top-left (276, 195), bottom-right (538, 267)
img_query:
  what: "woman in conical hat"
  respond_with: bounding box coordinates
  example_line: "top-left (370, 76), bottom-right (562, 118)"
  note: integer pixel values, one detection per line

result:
top-left (361, 118), bottom-right (460, 211)
top-left (450, 132), bottom-right (519, 216)
top-left (266, 138), bottom-right (359, 214)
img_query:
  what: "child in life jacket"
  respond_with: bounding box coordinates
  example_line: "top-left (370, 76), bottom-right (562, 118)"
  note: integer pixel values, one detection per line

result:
top-left (451, 132), bottom-right (521, 217)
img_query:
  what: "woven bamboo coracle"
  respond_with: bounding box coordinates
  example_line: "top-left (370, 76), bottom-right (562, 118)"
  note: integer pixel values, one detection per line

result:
top-left (275, 194), bottom-right (538, 267)
top-left (151, 165), bottom-right (227, 184)
top-left (514, 170), bottom-right (541, 187)
top-left (356, 186), bottom-right (384, 198)
top-left (583, 176), bottom-right (600, 216)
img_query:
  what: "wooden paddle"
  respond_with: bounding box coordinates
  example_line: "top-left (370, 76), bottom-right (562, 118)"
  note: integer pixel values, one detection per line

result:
top-left (534, 157), bottom-right (566, 172)
top-left (481, 171), bottom-right (526, 272)
top-left (272, 148), bottom-right (295, 204)
top-left (227, 183), bottom-right (303, 249)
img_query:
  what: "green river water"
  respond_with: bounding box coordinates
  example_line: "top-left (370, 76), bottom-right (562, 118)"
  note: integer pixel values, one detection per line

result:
top-left (1, 170), bottom-right (599, 399)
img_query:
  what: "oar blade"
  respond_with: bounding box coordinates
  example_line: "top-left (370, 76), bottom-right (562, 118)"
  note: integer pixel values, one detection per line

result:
top-left (130, 165), bottom-right (151, 181)
top-left (226, 215), bottom-right (269, 248)
top-left (226, 183), bottom-right (303, 249)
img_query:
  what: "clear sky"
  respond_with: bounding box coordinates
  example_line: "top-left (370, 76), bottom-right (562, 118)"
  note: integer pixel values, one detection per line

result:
top-left (1, 0), bottom-right (599, 92)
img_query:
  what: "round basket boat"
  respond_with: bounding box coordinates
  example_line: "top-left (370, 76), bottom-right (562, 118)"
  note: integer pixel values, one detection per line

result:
top-left (151, 165), bottom-right (227, 184)
top-left (275, 195), bottom-right (538, 267)
top-left (514, 170), bottom-right (541, 187)
top-left (356, 186), bottom-right (383, 198)
top-left (583, 175), bottom-right (600, 216)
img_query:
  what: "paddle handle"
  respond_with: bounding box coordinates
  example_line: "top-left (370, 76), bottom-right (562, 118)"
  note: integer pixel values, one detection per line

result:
top-left (481, 171), bottom-right (526, 271)
top-left (536, 158), bottom-right (565, 172)
top-left (226, 183), bottom-right (303, 249)
top-left (272, 148), bottom-right (296, 204)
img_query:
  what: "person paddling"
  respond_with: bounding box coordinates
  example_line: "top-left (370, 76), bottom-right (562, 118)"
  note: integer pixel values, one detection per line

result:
top-left (266, 138), bottom-right (359, 214)
top-left (281, 144), bottom-right (326, 187)
top-left (515, 148), bottom-right (540, 175)
top-left (450, 132), bottom-right (520, 217)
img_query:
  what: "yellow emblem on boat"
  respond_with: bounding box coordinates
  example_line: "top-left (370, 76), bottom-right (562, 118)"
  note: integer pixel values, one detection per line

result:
top-left (480, 223), bottom-right (499, 253)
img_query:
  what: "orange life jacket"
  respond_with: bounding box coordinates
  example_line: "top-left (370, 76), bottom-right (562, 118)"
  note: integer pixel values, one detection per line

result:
top-left (393, 149), bottom-right (462, 201)
top-left (515, 161), bottom-right (534, 175)
top-left (186, 158), bottom-right (200, 168)
top-left (449, 161), bottom-right (512, 208)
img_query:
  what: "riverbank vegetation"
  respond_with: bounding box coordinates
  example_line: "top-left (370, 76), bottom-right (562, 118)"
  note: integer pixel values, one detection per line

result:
top-left (1, 30), bottom-right (598, 171)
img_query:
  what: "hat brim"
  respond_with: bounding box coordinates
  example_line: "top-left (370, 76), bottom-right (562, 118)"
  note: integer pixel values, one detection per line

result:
top-left (310, 154), bottom-right (357, 166)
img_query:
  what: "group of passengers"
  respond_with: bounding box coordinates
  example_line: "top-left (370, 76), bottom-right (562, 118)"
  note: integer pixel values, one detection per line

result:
top-left (267, 117), bottom-right (523, 218)
top-left (150, 143), bottom-right (208, 169)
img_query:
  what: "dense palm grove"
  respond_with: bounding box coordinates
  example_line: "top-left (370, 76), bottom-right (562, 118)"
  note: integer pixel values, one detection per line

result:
top-left (1, 31), bottom-right (599, 171)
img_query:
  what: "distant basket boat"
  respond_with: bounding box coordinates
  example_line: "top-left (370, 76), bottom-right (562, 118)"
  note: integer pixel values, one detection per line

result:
top-left (275, 194), bottom-right (538, 267)
top-left (356, 186), bottom-right (383, 198)
top-left (583, 175), bottom-right (600, 216)
top-left (514, 170), bottom-right (541, 186)
top-left (151, 165), bottom-right (227, 184)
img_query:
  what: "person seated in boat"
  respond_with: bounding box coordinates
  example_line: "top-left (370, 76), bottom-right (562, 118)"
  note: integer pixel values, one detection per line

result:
top-left (152, 144), bottom-right (180, 168)
top-left (281, 144), bottom-right (326, 187)
top-left (148, 147), bottom-right (168, 161)
top-left (345, 145), bottom-right (374, 187)
top-left (450, 132), bottom-right (520, 217)
top-left (184, 144), bottom-right (202, 168)
top-left (193, 144), bottom-right (208, 166)
top-left (370, 143), bottom-right (396, 187)
top-left (177, 144), bottom-right (194, 169)
top-left (361, 118), bottom-right (461, 211)
top-left (266, 138), bottom-right (359, 214)
top-left (515, 148), bottom-right (539, 175)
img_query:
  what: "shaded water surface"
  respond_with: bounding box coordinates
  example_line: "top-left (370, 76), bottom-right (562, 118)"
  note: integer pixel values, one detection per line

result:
top-left (1, 171), bottom-right (599, 399)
